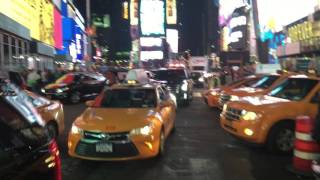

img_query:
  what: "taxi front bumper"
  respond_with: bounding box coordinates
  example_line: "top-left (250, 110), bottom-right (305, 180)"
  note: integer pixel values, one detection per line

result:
top-left (220, 113), bottom-right (264, 144)
top-left (68, 132), bottom-right (161, 161)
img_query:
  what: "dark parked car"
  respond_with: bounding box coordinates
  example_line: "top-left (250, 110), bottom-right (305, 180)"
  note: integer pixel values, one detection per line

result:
top-left (152, 68), bottom-right (193, 106)
top-left (41, 72), bottom-right (106, 103)
top-left (0, 79), bottom-right (61, 180)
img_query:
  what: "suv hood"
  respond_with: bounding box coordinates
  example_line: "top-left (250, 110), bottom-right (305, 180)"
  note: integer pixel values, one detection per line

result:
top-left (45, 83), bottom-right (68, 89)
top-left (240, 95), bottom-right (290, 106)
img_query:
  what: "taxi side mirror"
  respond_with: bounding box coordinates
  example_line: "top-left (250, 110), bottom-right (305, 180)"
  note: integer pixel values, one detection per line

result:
top-left (159, 101), bottom-right (171, 108)
top-left (86, 100), bottom-right (95, 107)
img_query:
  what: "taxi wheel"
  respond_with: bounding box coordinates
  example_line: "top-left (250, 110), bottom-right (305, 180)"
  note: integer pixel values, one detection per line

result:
top-left (70, 91), bottom-right (81, 104)
top-left (267, 122), bottom-right (295, 154)
top-left (158, 130), bottom-right (165, 157)
top-left (47, 122), bottom-right (58, 139)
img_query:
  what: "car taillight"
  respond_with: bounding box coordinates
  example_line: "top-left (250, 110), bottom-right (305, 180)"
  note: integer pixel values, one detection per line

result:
top-left (48, 140), bottom-right (62, 180)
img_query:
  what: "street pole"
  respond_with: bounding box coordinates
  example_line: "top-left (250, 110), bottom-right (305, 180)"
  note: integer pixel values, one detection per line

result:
top-left (86, 0), bottom-right (92, 68)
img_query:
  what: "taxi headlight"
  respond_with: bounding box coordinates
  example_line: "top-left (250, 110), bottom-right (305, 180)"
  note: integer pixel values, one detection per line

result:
top-left (223, 104), bottom-right (227, 112)
top-left (71, 124), bottom-right (83, 135)
top-left (198, 77), bottom-right (204, 82)
top-left (230, 95), bottom-right (240, 101)
top-left (210, 91), bottom-right (218, 96)
top-left (241, 110), bottom-right (259, 121)
top-left (130, 124), bottom-right (153, 136)
top-left (41, 88), bottom-right (46, 93)
top-left (181, 80), bottom-right (188, 91)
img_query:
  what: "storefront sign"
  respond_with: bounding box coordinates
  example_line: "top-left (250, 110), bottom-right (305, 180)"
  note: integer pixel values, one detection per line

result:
top-left (130, 0), bottom-right (139, 25)
top-left (288, 21), bottom-right (313, 42)
top-left (166, 0), bottom-right (177, 24)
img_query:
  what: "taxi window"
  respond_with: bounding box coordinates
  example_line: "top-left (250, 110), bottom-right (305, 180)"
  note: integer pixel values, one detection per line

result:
top-left (269, 78), bottom-right (318, 101)
top-left (101, 89), bottom-right (157, 108)
top-left (250, 75), bottom-right (279, 89)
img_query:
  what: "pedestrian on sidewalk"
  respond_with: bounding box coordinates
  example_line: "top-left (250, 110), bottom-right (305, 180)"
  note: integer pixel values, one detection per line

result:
top-left (27, 69), bottom-right (41, 92)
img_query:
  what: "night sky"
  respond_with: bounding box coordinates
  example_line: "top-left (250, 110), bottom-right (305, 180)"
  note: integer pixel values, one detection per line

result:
top-left (74, 0), bottom-right (219, 57)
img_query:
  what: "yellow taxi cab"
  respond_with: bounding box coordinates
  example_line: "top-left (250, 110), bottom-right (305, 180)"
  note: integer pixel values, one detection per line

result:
top-left (220, 74), bottom-right (320, 153)
top-left (68, 80), bottom-right (176, 160)
top-left (202, 75), bottom-right (261, 108)
top-left (218, 72), bottom-right (294, 108)
top-left (25, 91), bottom-right (65, 138)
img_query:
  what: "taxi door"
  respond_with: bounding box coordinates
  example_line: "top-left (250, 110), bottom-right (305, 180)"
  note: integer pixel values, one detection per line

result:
top-left (158, 88), bottom-right (171, 136)
top-left (306, 86), bottom-right (320, 118)
top-left (158, 87), bottom-right (176, 136)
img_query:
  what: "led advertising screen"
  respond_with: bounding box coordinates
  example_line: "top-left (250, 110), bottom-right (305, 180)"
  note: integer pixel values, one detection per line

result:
top-left (140, 51), bottom-right (164, 61)
top-left (257, 0), bottom-right (317, 33)
top-left (54, 7), bottom-right (63, 49)
top-left (140, 0), bottom-right (165, 36)
top-left (166, 29), bottom-right (178, 53)
top-left (219, 0), bottom-right (248, 27)
top-left (166, 0), bottom-right (177, 24)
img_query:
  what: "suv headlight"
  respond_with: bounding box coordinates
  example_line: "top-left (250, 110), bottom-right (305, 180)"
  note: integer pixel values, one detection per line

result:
top-left (241, 110), bottom-right (259, 121)
top-left (71, 124), bottom-right (83, 135)
top-left (130, 124), bottom-right (153, 136)
top-left (56, 87), bottom-right (69, 93)
top-left (230, 95), bottom-right (239, 101)
top-left (181, 80), bottom-right (188, 91)
top-left (210, 91), bottom-right (218, 96)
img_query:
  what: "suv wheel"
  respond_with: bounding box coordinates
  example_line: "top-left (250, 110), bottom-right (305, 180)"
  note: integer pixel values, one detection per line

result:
top-left (267, 122), bottom-right (295, 154)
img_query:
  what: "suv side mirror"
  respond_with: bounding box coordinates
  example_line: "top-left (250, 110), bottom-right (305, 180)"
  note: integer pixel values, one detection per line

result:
top-left (86, 100), bottom-right (95, 107)
top-left (159, 101), bottom-right (171, 108)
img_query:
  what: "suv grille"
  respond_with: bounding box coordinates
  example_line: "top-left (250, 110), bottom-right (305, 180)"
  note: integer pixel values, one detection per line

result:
top-left (225, 106), bottom-right (242, 121)
top-left (219, 94), bottom-right (231, 107)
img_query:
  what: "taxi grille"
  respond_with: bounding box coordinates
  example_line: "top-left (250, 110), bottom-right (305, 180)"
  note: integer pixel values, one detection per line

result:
top-left (83, 131), bottom-right (130, 143)
top-left (219, 94), bottom-right (231, 108)
top-left (225, 107), bottom-right (242, 121)
top-left (75, 131), bottom-right (139, 158)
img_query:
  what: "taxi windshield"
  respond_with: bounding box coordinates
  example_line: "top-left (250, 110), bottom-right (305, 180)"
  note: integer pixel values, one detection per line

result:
top-left (100, 89), bottom-right (157, 108)
top-left (55, 74), bottom-right (74, 84)
top-left (269, 78), bottom-right (318, 101)
top-left (250, 75), bottom-right (279, 89)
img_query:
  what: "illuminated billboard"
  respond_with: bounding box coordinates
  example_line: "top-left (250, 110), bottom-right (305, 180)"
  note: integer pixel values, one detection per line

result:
top-left (166, 0), bottom-right (177, 24)
top-left (219, 0), bottom-right (248, 27)
top-left (140, 51), bottom-right (164, 60)
top-left (140, 0), bottom-right (165, 36)
top-left (166, 29), bottom-right (178, 53)
top-left (130, 0), bottom-right (139, 25)
top-left (54, 7), bottom-right (63, 49)
top-left (257, 0), bottom-right (317, 33)
top-left (140, 37), bottom-right (162, 47)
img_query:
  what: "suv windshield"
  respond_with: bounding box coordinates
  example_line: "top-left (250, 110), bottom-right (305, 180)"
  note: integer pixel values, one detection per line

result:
top-left (269, 78), bottom-right (318, 101)
top-left (152, 69), bottom-right (187, 81)
top-left (101, 89), bottom-right (157, 108)
top-left (250, 75), bottom-right (279, 89)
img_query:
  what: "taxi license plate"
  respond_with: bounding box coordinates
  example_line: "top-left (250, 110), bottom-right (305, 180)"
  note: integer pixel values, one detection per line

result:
top-left (96, 143), bottom-right (113, 153)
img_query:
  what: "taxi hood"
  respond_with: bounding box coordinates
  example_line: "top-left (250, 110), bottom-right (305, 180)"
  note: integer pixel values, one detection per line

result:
top-left (228, 95), bottom-right (290, 112)
top-left (75, 108), bottom-right (157, 132)
top-left (226, 87), bottom-right (265, 97)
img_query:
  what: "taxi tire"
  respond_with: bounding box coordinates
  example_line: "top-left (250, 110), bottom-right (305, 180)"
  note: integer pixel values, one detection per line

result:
top-left (266, 121), bottom-right (295, 154)
top-left (158, 130), bottom-right (165, 157)
top-left (70, 91), bottom-right (81, 104)
top-left (47, 122), bottom-right (58, 139)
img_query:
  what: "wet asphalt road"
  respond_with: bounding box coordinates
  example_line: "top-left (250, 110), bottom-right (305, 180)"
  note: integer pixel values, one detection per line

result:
top-left (56, 90), bottom-right (305, 180)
